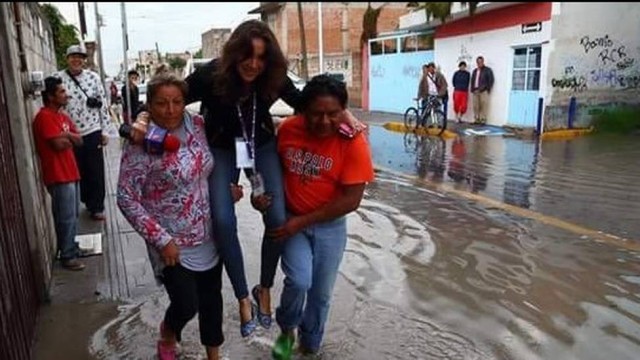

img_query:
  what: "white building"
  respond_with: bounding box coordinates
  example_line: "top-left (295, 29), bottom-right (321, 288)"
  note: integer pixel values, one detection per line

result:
top-left (370, 2), bottom-right (640, 131)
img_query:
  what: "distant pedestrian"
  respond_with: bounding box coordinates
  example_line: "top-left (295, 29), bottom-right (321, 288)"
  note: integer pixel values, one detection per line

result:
top-left (452, 61), bottom-right (471, 123)
top-left (32, 76), bottom-right (85, 271)
top-left (121, 69), bottom-right (141, 124)
top-left (470, 56), bottom-right (494, 125)
top-left (56, 44), bottom-right (110, 221)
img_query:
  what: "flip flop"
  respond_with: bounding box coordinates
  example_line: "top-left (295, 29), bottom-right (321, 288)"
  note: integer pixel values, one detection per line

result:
top-left (252, 285), bottom-right (273, 329)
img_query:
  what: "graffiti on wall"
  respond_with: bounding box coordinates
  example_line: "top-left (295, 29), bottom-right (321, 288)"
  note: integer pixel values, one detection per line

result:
top-left (552, 34), bottom-right (639, 93)
top-left (457, 44), bottom-right (473, 65)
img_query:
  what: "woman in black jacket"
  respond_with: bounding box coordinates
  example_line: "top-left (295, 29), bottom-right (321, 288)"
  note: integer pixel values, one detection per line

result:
top-left (185, 20), bottom-right (302, 338)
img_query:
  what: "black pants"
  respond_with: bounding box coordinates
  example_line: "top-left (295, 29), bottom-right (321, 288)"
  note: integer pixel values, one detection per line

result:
top-left (74, 130), bottom-right (105, 214)
top-left (162, 263), bottom-right (224, 347)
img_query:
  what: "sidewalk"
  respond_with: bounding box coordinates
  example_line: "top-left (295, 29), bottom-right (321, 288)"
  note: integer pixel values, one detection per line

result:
top-left (33, 139), bottom-right (159, 360)
top-left (33, 139), bottom-right (278, 359)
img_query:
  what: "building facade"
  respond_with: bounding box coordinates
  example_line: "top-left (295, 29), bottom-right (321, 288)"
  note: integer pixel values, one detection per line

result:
top-left (249, 2), bottom-right (410, 107)
top-left (371, 2), bottom-right (640, 131)
top-left (0, 3), bottom-right (58, 358)
top-left (202, 28), bottom-right (231, 59)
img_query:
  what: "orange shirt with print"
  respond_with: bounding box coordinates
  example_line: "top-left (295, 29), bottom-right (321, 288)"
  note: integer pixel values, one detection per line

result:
top-left (277, 115), bottom-right (375, 216)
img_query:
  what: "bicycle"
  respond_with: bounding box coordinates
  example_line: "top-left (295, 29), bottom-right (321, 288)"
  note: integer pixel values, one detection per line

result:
top-left (404, 95), bottom-right (447, 136)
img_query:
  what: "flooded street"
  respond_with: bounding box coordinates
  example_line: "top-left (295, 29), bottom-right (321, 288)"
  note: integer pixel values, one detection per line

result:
top-left (91, 127), bottom-right (640, 359)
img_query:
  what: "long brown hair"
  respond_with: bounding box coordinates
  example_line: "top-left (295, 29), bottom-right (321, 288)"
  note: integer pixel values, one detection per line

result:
top-left (214, 20), bottom-right (288, 104)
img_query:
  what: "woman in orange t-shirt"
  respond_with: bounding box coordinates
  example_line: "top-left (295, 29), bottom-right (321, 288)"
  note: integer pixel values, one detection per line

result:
top-left (253, 75), bottom-right (374, 357)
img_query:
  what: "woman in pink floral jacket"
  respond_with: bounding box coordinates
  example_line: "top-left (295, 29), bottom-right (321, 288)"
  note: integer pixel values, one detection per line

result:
top-left (117, 73), bottom-right (235, 360)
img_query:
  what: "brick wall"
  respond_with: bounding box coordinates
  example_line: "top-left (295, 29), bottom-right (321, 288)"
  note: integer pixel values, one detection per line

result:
top-left (269, 3), bottom-right (409, 107)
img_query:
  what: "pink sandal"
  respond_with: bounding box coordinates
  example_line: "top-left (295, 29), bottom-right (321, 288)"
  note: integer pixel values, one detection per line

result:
top-left (157, 322), bottom-right (177, 360)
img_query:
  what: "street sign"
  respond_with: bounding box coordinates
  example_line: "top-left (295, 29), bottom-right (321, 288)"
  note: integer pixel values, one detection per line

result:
top-left (522, 22), bottom-right (542, 34)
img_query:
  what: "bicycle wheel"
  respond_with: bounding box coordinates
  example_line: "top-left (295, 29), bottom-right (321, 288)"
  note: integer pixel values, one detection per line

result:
top-left (426, 109), bottom-right (447, 136)
top-left (404, 107), bottom-right (420, 130)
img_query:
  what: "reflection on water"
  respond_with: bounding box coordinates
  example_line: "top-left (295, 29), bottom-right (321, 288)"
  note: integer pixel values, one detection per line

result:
top-left (368, 126), bottom-right (640, 239)
top-left (91, 127), bottom-right (640, 359)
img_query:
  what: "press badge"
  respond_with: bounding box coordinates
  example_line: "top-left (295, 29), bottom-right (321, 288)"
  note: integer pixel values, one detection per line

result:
top-left (235, 137), bottom-right (254, 169)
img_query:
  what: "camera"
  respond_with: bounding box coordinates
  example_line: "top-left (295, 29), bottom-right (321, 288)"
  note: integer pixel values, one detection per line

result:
top-left (86, 97), bottom-right (103, 109)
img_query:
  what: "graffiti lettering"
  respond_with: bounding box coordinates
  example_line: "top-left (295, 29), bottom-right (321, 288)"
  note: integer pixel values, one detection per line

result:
top-left (402, 65), bottom-right (421, 79)
top-left (580, 35), bottom-right (614, 54)
top-left (616, 57), bottom-right (635, 70)
top-left (564, 66), bottom-right (575, 76)
top-left (551, 76), bottom-right (588, 92)
top-left (598, 46), bottom-right (628, 66)
top-left (371, 64), bottom-right (385, 78)
top-left (618, 74), bottom-right (640, 89)
top-left (589, 68), bottom-right (640, 89)
top-left (457, 44), bottom-right (473, 64)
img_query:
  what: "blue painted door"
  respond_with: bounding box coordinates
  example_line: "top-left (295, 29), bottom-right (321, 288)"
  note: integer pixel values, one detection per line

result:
top-left (508, 46), bottom-right (541, 127)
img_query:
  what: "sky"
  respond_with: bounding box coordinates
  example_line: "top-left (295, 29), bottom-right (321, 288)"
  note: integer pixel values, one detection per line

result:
top-left (45, 2), bottom-right (259, 78)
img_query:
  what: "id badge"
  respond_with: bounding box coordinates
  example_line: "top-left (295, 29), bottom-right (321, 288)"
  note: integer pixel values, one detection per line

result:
top-left (235, 137), bottom-right (254, 169)
top-left (249, 172), bottom-right (266, 197)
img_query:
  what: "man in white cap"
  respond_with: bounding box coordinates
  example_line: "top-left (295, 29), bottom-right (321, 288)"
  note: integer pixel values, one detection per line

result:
top-left (56, 44), bottom-right (110, 221)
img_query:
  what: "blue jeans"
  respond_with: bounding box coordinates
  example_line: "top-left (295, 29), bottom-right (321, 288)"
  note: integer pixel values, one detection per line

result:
top-left (275, 216), bottom-right (347, 352)
top-left (209, 139), bottom-right (287, 300)
top-left (47, 182), bottom-right (80, 261)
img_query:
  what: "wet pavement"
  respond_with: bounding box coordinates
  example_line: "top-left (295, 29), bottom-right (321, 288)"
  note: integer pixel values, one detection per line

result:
top-left (50, 119), bottom-right (640, 359)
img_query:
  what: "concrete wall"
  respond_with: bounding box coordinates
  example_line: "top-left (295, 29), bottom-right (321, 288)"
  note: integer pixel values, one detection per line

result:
top-left (0, 2), bottom-right (58, 299)
top-left (369, 46), bottom-right (434, 114)
top-left (544, 3), bottom-right (640, 129)
top-left (201, 28), bottom-right (231, 59)
top-left (435, 21), bottom-right (551, 126)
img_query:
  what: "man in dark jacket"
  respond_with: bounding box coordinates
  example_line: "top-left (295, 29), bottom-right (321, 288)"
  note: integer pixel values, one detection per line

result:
top-left (121, 69), bottom-right (140, 124)
top-left (470, 56), bottom-right (494, 125)
top-left (417, 62), bottom-right (448, 119)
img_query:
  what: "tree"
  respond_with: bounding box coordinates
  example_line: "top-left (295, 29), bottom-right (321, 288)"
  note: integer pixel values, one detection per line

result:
top-left (167, 56), bottom-right (187, 71)
top-left (361, 2), bottom-right (386, 47)
top-left (406, 2), bottom-right (480, 24)
top-left (297, 2), bottom-right (309, 80)
top-left (193, 48), bottom-right (203, 59)
top-left (39, 4), bottom-right (80, 70)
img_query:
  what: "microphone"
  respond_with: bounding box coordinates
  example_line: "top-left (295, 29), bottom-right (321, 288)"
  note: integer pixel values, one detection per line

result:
top-left (119, 123), bottom-right (180, 154)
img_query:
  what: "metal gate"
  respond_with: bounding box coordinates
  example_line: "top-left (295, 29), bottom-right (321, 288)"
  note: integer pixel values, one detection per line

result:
top-left (0, 55), bottom-right (39, 360)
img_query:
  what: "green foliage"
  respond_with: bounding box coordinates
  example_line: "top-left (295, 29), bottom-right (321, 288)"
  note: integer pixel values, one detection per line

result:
top-left (592, 107), bottom-right (640, 134)
top-left (408, 2), bottom-right (480, 24)
top-left (39, 4), bottom-right (80, 70)
top-left (193, 48), bottom-right (203, 59)
top-left (167, 56), bottom-right (187, 70)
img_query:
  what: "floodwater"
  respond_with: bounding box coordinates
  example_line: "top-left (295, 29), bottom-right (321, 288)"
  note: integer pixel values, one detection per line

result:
top-left (91, 126), bottom-right (640, 359)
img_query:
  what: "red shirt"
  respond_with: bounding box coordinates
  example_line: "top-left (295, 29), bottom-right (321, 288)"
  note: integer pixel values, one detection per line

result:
top-left (277, 115), bottom-right (375, 215)
top-left (32, 107), bottom-right (81, 186)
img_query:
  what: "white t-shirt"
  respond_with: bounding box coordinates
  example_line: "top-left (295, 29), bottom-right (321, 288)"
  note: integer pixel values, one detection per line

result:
top-left (56, 69), bottom-right (110, 136)
top-left (427, 74), bottom-right (438, 96)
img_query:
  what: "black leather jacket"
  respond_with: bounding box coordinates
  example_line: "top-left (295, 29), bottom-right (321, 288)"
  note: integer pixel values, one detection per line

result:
top-left (185, 59), bottom-right (301, 149)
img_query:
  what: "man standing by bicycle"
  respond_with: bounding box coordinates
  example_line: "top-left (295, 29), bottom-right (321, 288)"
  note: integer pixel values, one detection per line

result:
top-left (416, 62), bottom-right (448, 126)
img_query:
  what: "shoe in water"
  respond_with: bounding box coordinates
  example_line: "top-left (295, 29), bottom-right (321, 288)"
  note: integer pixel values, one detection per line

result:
top-left (272, 333), bottom-right (295, 360)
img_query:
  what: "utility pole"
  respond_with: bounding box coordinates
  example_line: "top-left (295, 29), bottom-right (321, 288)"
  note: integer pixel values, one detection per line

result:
top-left (77, 2), bottom-right (87, 47)
top-left (94, 3), bottom-right (106, 88)
top-left (297, 2), bottom-right (309, 80)
top-left (318, 2), bottom-right (324, 74)
top-left (121, 2), bottom-right (131, 123)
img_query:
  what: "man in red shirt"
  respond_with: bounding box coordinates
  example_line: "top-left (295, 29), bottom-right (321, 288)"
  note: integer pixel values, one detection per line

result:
top-left (258, 75), bottom-right (374, 357)
top-left (33, 76), bottom-right (85, 271)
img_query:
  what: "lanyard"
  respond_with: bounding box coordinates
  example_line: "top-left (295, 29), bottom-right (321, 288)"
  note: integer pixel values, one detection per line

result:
top-left (236, 92), bottom-right (257, 166)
